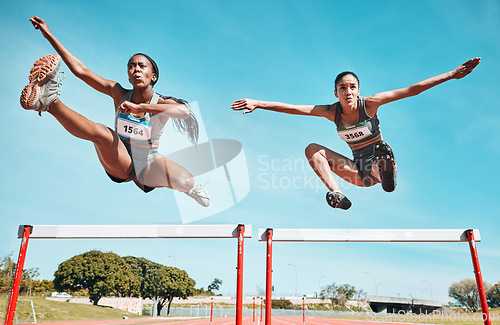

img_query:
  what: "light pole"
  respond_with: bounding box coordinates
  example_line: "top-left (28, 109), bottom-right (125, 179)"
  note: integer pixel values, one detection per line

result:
top-left (168, 255), bottom-right (176, 266)
top-left (422, 279), bottom-right (433, 301)
top-left (288, 264), bottom-right (297, 297)
top-left (319, 275), bottom-right (326, 293)
top-left (364, 272), bottom-right (382, 296)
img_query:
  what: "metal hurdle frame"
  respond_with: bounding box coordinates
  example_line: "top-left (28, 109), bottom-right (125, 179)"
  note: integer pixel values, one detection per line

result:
top-left (259, 228), bottom-right (491, 325)
top-left (5, 224), bottom-right (251, 325)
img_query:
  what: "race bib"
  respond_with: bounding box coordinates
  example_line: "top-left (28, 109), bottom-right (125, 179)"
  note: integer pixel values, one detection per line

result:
top-left (116, 113), bottom-right (152, 142)
top-left (337, 121), bottom-right (373, 143)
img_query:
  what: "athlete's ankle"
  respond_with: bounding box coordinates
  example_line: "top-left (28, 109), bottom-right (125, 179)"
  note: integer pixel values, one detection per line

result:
top-left (47, 98), bottom-right (59, 113)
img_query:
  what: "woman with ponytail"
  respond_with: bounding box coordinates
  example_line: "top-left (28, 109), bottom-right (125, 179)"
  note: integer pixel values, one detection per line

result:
top-left (21, 16), bottom-right (210, 206)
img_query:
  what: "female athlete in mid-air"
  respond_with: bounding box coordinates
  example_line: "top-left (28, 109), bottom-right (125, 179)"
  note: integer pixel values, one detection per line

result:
top-left (20, 16), bottom-right (210, 206)
top-left (232, 58), bottom-right (480, 210)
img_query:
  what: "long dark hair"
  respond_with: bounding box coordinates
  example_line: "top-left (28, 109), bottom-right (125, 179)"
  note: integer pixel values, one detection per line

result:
top-left (159, 94), bottom-right (199, 145)
top-left (130, 53), bottom-right (199, 145)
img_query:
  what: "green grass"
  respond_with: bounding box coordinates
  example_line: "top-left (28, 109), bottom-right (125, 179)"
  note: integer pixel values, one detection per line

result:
top-left (1, 295), bottom-right (145, 323)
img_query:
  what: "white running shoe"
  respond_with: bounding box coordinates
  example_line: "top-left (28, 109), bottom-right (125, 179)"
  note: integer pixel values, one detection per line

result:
top-left (20, 54), bottom-right (63, 113)
top-left (186, 184), bottom-right (211, 207)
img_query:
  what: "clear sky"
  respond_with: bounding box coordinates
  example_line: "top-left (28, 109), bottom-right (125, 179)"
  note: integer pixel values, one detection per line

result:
top-left (1, 0), bottom-right (499, 305)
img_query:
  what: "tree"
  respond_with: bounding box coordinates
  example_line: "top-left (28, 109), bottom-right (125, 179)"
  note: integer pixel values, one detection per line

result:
top-left (354, 288), bottom-right (367, 311)
top-left (320, 282), bottom-right (341, 308)
top-left (20, 267), bottom-right (40, 296)
top-left (157, 266), bottom-right (196, 316)
top-left (449, 279), bottom-right (491, 312)
top-left (208, 278), bottom-right (223, 293)
top-left (54, 250), bottom-right (139, 305)
top-left (320, 282), bottom-right (358, 309)
top-left (123, 256), bottom-right (163, 299)
top-left (123, 257), bottom-right (196, 316)
top-left (337, 284), bottom-right (356, 306)
top-left (487, 283), bottom-right (500, 308)
top-left (33, 279), bottom-right (55, 294)
top-left (0, 253), bottom-right (16, 293)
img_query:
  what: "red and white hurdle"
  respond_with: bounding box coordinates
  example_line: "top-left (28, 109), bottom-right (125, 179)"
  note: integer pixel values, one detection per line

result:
top-left (259, 228), bottom-right (491, 325)
top-left (6, 224), bottom-right (251, 325)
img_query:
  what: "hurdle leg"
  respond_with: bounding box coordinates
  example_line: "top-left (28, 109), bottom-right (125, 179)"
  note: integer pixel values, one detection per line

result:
top-left (466, 229), bottom-right (491, 325)
top-left (265, 228), bottom-right (273, 325)
top-left (5, 225), bottom-right (33, 325)
top-left (236, 224), bottom-right (245, 325)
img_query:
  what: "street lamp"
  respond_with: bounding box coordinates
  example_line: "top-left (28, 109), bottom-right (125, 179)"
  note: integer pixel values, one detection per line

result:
top-left (364, 272), bottom-right (377, 296)
top-left (364, 272), bottom-right (382, 296)
top-left (422, 279), bottom-right (433, 301)
top-left (319, 275), bottom-right (326, 293)
top-left (288, 264), bottom-right (297, 297)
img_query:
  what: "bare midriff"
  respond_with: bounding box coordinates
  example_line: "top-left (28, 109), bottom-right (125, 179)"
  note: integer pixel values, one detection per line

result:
top-left (348, 134), bottom-right (383, 152)
top-left (124, 139), bottom-right (160, 149)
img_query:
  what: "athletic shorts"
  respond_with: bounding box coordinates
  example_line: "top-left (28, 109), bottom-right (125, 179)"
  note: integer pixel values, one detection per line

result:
top-left (105, 135), bottom-right (160, 193)
top-left (352, 142), bottom-right (380, 187)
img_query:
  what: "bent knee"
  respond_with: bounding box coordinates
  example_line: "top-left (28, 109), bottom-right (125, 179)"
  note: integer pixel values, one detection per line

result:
top-left (305, 143), bottom-right (323, 159)
top-left (93, 123), bottom-right (118, 145)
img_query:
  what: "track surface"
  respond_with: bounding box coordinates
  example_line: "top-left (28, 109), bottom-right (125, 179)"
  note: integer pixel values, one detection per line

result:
top-left (35, 315), bottom-right (428, 325)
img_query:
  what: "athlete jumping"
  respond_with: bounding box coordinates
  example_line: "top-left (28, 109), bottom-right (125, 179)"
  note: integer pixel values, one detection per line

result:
top-left (21, 16), bottom-right (210, 206)
top-left (231, 58), bottom-right (480, 209)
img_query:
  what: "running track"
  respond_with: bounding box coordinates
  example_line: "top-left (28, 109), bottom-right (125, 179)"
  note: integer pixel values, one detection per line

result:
top-left (35, 315), bottom-right (430, 325)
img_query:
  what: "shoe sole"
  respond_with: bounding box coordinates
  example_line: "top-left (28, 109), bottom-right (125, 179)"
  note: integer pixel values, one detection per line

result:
top-left (20, 54), bottom-right (61, 110)
top-left (326, 191), bottom-right (352, 210)
top-left (374, 141), bottom-right (396, 192)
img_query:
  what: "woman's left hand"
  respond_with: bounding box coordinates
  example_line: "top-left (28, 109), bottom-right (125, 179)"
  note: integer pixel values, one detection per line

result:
top-left (451, 57), bottom-right (481, 79)
top-left (119, 101), bottom-right (143, 114)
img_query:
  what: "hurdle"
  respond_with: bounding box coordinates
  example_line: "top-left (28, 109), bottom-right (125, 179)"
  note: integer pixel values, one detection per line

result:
top-left (5, 224), bottom-right (251, 325)
top-left (259, 228), bottom-right (491, 325)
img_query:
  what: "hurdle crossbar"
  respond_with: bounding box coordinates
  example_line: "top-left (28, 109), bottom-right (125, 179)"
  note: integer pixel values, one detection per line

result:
top-left (19, 224), bottom-right (252, 239)
top-left (6, 224), bottom-right (250, 325)
top-left (259, 228), bottom-right (490, 325)
top-left (258, 228), bottom-right (480, 242)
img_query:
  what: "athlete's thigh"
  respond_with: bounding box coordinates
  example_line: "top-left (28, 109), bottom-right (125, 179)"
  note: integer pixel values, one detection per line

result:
top-left (93, 126), bottom-right (133, 179)
top-left (319, 145), bottom-right (364, 186)
top-left (143, 155), bottom-right (193, 189)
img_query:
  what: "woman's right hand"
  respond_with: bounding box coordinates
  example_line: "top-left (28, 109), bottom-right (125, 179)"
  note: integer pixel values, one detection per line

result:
top-left (29, 16), bottom-right (52, 39)
top-left (231, 98), bottom-right (258, 114)
top-left (450, 57), bottom-right (481, 79)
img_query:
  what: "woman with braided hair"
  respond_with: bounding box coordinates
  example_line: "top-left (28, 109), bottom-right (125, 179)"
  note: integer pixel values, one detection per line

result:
top-left (21, 16), bottom-right (210, 206)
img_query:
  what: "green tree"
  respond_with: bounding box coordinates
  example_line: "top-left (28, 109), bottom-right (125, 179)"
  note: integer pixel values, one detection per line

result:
top-left (320, 282), bottom-right (358, 309)
top-left (487, 283), bottom-right (500, 308)
top-left (157, 266), bottom-right (196, 316)
top-left (54, 250), bottom-right (139, 305)
top-left (207, 278), bottom-right (223, 293)
top-left (123, 256), bottom-right (163, 299)
top-left (337, 284), bottom-right (356, 306)
top-left (33, 279), bottom-right (55, 294)
top-left (0, 253), bottom-right (16, 293)
top-left (449, 279), bottom-right (491, 312)
top-left (320, 282), bottom-right (341, 308)
top-left (20, 267), bottom-right (40, 296)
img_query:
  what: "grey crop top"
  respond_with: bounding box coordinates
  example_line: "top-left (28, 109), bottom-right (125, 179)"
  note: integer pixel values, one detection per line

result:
top-left (333, 96), bottom-right (381, 145)
top-left (114, 91), bottom-right (166, 145)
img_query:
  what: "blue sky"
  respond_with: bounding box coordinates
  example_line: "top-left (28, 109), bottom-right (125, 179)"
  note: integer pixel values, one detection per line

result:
top-left (1, 0), bottom-right (499, 305)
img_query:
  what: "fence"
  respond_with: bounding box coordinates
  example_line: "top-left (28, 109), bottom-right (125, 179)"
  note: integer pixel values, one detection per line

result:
top-left (143, 305), bottom-right (373, 318)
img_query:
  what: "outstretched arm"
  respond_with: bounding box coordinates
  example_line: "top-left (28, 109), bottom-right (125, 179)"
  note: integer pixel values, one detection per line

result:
top-left (366, 58), bottom-right (481, 111)
top-left (29, 16), bottom-right (122, 98)
top-left (231, 98), bottom-right (332, 118)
